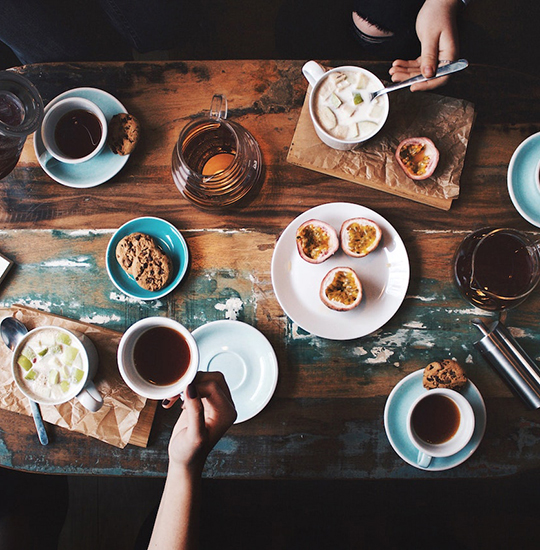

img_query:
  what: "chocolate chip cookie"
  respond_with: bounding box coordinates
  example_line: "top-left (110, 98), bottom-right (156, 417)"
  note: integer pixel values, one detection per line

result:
top-left (107, 113), bottom-right (140, 155)
top-left (116, 232), bottom-right (172, 291)
top-left (423, 359), bottom-right (468, 390)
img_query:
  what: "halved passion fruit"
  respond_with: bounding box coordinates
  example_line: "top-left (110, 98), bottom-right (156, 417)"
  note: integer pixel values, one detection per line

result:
top-left (395, 137), bottom-right (439, 180)
top-left (340, 218), bottom-right (382, 258)
top-left (296, 219), bottom-right (339, 264)
top-left (320, 267), bottom-right (362, 311)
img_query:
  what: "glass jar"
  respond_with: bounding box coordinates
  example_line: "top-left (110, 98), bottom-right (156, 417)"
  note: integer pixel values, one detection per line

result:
top-left (0, 71), bottom-right (44, 180)
top-left (171, 94), bottom-right (262, 209)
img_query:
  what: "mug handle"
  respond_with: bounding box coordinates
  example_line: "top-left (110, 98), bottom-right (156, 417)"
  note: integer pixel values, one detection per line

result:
top-left (76, 380), bottom-right (104, 412)
top-left (302, 61), bottom-right (326, 88)
top-left (210, 94), bottom-right (228, 121)
top-left (417, 451), bottom-right (432, 468)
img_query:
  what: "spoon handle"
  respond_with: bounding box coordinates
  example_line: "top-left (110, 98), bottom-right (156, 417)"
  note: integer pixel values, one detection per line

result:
top-left (372, 59), bottom-right (469, 100)
top-left (29, 399), bottom-right (49, 445)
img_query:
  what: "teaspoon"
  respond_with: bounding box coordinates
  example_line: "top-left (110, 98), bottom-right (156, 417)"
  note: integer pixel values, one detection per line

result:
top-left (369, 59), bottom-right (469, 102)
top-left (1, 317), bottom-right (49, 445)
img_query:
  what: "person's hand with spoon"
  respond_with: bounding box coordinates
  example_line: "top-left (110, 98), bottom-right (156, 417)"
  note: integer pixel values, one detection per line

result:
top-left (389, 0), bottom-right (462, 91)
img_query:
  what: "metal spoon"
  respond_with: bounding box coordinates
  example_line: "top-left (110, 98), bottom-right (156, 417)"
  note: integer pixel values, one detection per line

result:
top-left (369, 59), bottom-right (469, 102)
top-left (1, 317), bottom-right (49, 445)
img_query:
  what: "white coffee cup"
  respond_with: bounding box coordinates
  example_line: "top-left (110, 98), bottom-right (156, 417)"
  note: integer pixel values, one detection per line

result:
top-left (406, 388), bottom-right (475, 468)
top-left (117, 317), bottom-right (199, 400)
top-left (41, 96), bottom-right (107, 164)
top-left (12, 326), bottom-right (103, 412)
top-left (302, 61), bottom-right (389, 151)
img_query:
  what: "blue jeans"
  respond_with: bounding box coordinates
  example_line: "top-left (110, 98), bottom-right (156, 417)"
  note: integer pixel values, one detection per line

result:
top-left (0, 0), bottom-right (195, 64)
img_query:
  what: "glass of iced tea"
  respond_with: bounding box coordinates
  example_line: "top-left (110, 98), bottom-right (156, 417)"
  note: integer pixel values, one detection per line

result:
top-left (453, 227), bottom-right (540, 311)
top-left (171, 94), bottom-right (262, 209)
top-left (0, 71), bottom-right (44, 180)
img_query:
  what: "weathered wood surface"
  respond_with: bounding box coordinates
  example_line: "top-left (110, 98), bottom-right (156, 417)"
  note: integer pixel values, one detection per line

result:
top-left (0, 60), bottom-right (539, 479)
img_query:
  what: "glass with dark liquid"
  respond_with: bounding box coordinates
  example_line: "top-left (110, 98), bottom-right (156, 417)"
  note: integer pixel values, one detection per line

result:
top-left (0, 71), bottom-right (43, 179)
top-left (454, 227), bottom-right (540, 310)
top-left (172, 94), bottom-right (262, 209)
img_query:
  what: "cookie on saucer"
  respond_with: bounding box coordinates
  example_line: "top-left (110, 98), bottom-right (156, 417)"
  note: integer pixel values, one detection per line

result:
top-left (107, 113), bottom-right (140, 155)
top-left (116, 232), bottom-right (172, 291)
top-left (423, 359), bottom-right (468, 390)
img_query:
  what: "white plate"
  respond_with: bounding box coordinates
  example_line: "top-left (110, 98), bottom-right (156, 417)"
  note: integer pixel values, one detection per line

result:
top-left (193, 320), bottom-right (278, 423)
top-left (33, 87), bottom-right (130, 188)
top-left (271, 202), bottom-right (410, 340)
top-left (507, 131), bottom-right (540, 227)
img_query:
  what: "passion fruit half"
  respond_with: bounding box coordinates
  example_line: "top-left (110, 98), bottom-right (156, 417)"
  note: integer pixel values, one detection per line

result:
top-left (340, 218), bottom-right (382, 258)
top-left (395, 137), bottom-right (439, 180)
top-left (296, 219), bottom-right (339, 264)
top-left (320, 267), bottom-right (363, 311)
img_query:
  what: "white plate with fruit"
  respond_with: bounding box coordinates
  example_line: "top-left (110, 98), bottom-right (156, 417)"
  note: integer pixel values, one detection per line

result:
top-left (271, 202), bottom-right (409, 340)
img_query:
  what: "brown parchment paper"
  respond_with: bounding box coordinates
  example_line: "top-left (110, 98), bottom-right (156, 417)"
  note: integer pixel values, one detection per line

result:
top-left (0, 305), bottom-right (156, 449)
top-left (288, 82), bottom-right (476, 210)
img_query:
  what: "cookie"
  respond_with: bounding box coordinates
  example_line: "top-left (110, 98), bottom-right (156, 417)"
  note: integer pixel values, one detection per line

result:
top-left (107, 113), bottom-right (140, 155)
top-left (423, 359), bottom-right (468, 390)
top-left (116, 232), bottom-right (172, 291)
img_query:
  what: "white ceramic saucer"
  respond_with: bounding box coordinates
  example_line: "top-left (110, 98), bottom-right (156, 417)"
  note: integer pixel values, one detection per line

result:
top-left (33, 87), bottom-right (130, 188)
top-left (192, 320), bottom-right (278, 423)
top-left (384, 369), bottom-right (487, 471)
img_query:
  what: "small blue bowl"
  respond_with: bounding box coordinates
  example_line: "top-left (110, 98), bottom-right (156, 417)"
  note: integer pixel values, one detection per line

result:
top-left (106, 217), bottom-right (189, 300)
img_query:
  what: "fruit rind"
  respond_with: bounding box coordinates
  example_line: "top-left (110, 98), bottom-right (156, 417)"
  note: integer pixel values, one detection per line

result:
top-left (395, 137), bottom-right (439, 181)
top-left (340, 218), bottom-right (382, 258)
top-left (320, 266), bottom-right (363, 311)
top-left (296, 219), bottom-right (339, 264)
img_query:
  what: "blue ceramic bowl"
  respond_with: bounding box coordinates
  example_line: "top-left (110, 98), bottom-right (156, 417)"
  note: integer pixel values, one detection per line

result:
top-left (106, 217), bottom-right (189, 300)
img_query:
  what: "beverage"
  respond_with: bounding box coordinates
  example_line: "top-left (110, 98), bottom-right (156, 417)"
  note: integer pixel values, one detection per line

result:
top-left (454, 228), bottom-right (540, 311)
top-left (0, 71), bottom-right (44, 180)
top-left (54, 109), bottom-right (102, 159)
top-left (171, 94), bottom-right (262, 209)
top-left (411, 393), bottom-right (461, 445)
top-left (133, 326), bottom-right (191, 386)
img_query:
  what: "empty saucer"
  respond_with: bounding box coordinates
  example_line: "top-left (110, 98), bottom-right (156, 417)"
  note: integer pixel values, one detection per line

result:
top-left (193, 320), bottom-right (278, 423)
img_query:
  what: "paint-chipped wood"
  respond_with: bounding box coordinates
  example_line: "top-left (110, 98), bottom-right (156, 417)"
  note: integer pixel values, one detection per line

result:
top-left (0, 61), bottom-right (539, 479)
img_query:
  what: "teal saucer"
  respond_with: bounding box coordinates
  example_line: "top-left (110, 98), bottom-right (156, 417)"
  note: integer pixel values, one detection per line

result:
top-left (508, 131), bottom-right (540, 227)
top-left (384, 369), bottom-right (487, 471)
top-left (106, 217), bottom-right (189, 301)
top-left (33, 87), bottom-right (130, 188)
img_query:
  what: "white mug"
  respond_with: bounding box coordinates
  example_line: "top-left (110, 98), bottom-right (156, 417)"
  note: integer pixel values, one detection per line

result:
top-left (12, 326), bottom-right (103, 412)
top-left (41, 96), bottom-right (107, 164)
top-left (302, 61), bottom-right (389, 151)
top-left (117, 317), bottom-right (199, 400)
top-left (406, 388), bottom-right (475, 468)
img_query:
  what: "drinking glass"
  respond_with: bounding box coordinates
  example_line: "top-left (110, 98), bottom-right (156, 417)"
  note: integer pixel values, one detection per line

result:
top-left (171, 94), bottom-right (262, 209)
top-left (0, 71), bottom-right (44, 180)
top-left (453, 227), bottom-right (540, 311)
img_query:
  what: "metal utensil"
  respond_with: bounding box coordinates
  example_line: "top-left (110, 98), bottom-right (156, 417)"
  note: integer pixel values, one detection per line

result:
top-left (369, 59), bottom-right (469, 102)
top-left (1, 317), bottom-right (49, 445)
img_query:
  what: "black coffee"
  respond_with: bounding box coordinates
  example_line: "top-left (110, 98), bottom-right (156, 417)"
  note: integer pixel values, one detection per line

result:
top-left (54, 109), bottom-right (102, 159)
top-left (411, 394), bottom-right (461, 445)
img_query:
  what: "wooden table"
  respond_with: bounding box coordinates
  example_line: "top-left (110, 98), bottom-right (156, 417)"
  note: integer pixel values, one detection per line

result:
top-left (0, 60), bottom-right (539, 479)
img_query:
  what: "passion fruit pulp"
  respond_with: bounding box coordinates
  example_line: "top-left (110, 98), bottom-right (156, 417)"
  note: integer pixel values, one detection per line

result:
top-left (340, 218), bottom-right (382, 258)
top-left (395, 137), bottom-right (439, 180)
top-left (320, 267), bottom-right (362, 311)
top-left (296, 219), bottom-right (339, 264)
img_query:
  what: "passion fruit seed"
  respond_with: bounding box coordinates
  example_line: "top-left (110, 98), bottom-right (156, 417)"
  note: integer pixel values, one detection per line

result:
top-left (399, 144), bottom-right (430, 177)
top-left (297, 226), bottom-right (331, 261)
top-left (346, 223), bottom-right (378, 255)
top-left (324, 270), bottom-right (360, 306)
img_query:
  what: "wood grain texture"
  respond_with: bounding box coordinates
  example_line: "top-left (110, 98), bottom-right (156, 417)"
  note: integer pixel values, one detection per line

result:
top-left (0, 61), bottom-right (539, 479)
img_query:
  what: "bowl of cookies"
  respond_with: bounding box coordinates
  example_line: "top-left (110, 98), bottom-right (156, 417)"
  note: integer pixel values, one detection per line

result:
top-left (106, 216), bottom-right (189, 300)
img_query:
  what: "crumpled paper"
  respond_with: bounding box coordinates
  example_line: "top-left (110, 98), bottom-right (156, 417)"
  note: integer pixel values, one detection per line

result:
top-left (288, 80), bottom-right (475, 210)
top-left (0, 305), bottom-right (154, 448)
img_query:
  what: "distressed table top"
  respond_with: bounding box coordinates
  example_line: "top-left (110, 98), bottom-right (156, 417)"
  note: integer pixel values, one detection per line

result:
top-left (0, 60), bottom-right (539, 479)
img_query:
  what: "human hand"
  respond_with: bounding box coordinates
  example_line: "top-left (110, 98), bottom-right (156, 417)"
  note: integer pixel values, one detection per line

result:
top-left (167, 371), bottom-right (237, 475)
top-left (389, 0), bottom-right (460, 91)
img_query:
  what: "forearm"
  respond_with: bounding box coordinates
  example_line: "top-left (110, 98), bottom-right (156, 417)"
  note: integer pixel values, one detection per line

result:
top-left (148, 465), bottom-right (202, 550)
